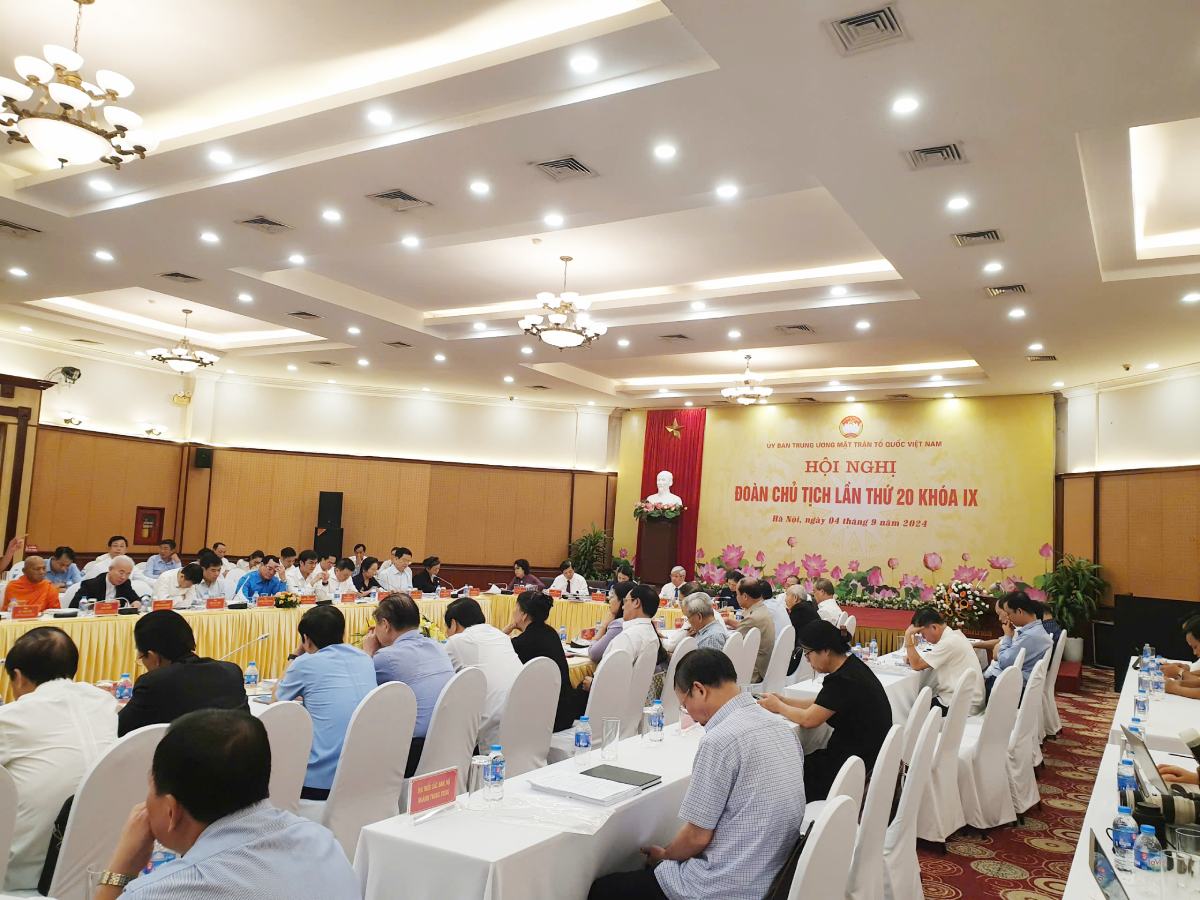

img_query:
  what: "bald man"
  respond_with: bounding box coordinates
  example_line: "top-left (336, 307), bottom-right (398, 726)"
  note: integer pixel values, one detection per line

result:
top-left (74, 555), bottom-right (142, 609)
top-left (2, 555), bottom-right (61, 615)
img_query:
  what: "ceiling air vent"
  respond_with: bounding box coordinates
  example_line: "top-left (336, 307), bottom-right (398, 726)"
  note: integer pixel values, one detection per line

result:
top-left (309, 360), bottom-right (339, 367)
top-left (533, 156), bottom-right (596, 182)
top-left (237, 215), bottom-right (293, 234)
top-left (775, 323), bottom-right (814, 335)
top-left (826, 5), bottom-right (908, 55)
top-left (367, 188), bottom-right (431, 212)
top-left (383, 340), bottom-right (413, 350)
top-left (905, 142), bottom-right (966, 170)
top-left (795, 397), bottom-right (817, 403)
top-left (71, 338), bottom-right (103, 345)
top-left (985, 284), bottom-right (1026, 296)
top-left (287, 310), bottom-right (322, 320)
top-left (953, 229), bottom-right (1003, 247)
top-left (0, 219), bottom-right (43, 237)
top-left (159, 272), bottom-right (201, 283)
top-left (885, 393), bottom-right (914, 401)
top-left (528, 385), bottom-right (551, 391)
top-left (657, 333), bottom-right (692, 343)
top-left (1026, 354), bottom-right (1057, 362)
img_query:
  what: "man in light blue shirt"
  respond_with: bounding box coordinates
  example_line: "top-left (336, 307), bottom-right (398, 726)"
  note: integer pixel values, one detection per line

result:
top-left (682, 592), bottom-right (729, 652)
top-left (364, 593), bottom-right (454, 777)
top-left (984, 591), bottom-right (1052, 696)
top-left (275, 605), bottom-right (376, 799)
top-left (44, 546), bottom-right (82, 588)
top-left (143, 540), bottom-right (182, 579)
top-left (96, 709), bottom-right (358, 900)
top-left (235, 556), bottom-right (287, 601)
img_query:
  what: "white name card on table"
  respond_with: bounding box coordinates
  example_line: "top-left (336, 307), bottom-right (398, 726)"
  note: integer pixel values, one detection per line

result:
top-left (407, 766), bottom-right (458, 823)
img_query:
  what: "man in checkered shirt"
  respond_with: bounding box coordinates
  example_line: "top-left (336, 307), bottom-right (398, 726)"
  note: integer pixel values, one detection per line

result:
top-left (588, 648), bottom-right (806, 900)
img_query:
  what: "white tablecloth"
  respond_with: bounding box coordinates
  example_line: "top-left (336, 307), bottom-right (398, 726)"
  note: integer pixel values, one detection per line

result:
top-left (1108, 659), bottom-right (1200, 754)
top-left (354, 725), bottom-right (705, 900)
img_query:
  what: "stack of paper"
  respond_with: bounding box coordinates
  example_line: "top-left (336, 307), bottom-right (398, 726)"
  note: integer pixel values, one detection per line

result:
top-left (528, 771), bottom-right (641, 806)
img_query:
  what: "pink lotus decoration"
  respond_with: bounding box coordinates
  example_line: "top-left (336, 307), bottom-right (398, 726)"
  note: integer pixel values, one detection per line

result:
top-left (698, 563), bottom-right (725, 585)
top-left (953, 564), bottom-right (977, 582)
top-left (720, 544), bottom-right (745, 569)
top-left (786, 536), bottom-right (797, 548)
top-left (1038, 543), bottom-right (1053, 559)
top-left (1000, 576), bottom-right (1017, 593)
top-left (696, 547), bottom-right (706, 561)
top-left (877, 587), bottom-right (898, 600)
top-left (755, 550), bottom-right (766, 564)
top-left (773, 561), bottom-right (800, 585)
top-left (741, 565), bottom-right (761, 581)
top-left (802, 579), bottom-right (814, 594)
top-left (900, 573), bottom-right (926, 591)
top-left (919, 586), bottom-right (934, 603)
top-left (618, 548), bottom-right (628, 559)
top-left (801, 553), bottom-right (828, 579)
top-left (1026, 587), bottom-right (1047, 602)
top-left (848, 560), bottom-right (860, 573)
top-left (830, 566), bottom-right (843, 581)
top-left (887, 557), bottom-right (899, 570)
top-left (867, 567), bottom-right (883, 588)
top-left (988, 555), bottom-right (1015, 572)
top-left (961, 552), bottom-right (971, 562)
top-left (922, 552), bottom-right (942, 572)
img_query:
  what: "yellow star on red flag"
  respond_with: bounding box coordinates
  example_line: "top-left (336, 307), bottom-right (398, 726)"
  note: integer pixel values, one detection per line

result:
top-left (666, 417), bottom-right (682, 439)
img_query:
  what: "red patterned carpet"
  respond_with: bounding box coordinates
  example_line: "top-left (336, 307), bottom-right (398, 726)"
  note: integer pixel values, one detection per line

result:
top-left (916, 666), bottom-right (1117, 899)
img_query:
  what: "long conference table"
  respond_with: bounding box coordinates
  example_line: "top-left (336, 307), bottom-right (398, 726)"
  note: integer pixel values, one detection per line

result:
top-left (0, 595), bottom-right (679, 701)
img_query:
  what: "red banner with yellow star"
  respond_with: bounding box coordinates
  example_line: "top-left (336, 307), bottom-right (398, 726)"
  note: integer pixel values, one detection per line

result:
top-left (637, 407), bottom-right (707, 575)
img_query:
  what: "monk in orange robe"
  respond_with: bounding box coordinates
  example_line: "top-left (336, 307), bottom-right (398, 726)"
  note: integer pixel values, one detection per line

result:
top-left (2, 555), bottom-right (61, 614)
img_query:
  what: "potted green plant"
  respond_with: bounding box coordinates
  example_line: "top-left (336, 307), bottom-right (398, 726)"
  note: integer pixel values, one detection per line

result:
top-left (567, 525), bottom-right (611, 581)
top-left (1034, 554), bottom-right (1108, 662)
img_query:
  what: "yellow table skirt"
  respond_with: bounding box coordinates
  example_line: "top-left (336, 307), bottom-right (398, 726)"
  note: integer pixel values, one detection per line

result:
top-left (483, 594), bottom-right (681, 640)
top-left (568, 658), bottom-right (596, 688)
top-left (853, 625), bottom-right (905, 655)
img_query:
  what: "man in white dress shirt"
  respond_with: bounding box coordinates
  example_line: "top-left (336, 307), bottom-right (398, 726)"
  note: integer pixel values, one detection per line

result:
top-left (550, 559), bottom-right (589, 595)
top-left (0, 627), bottom-right (118, 891)
top-left (658, 566), bottom-right (687, 606)
top-left (82, 534), bottom-right (129, 579)
top-left (308, 553), bottom-right (337, 590)
top-left (758, 579), bottom-right (791, 640)
top-left (903, 607), bottom-right (985, 715)
top-left (609, 584), bottom-right (665, 671)
top-left (377, 546), bottom-right (414, 593)
top-left (443, 596), bottom-right (523, 749)
top-left (284, 550), bottom-right (318, 594)
top-left (152, 563), bottom-right (203, 610)
top-left (209, 541), bottom-right (237, 574)
top-left (191, 552), bottom-right (226, 605)
top-left (812, 577), bottom-right (843, 625)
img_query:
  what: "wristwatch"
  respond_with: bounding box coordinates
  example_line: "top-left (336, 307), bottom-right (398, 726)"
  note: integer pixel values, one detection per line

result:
top-left (97, 871), bottom-right (135, 887)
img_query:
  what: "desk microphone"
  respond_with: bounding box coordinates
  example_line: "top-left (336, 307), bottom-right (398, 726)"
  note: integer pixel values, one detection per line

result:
top-left (218, 633), bottom-right (269, 661)
top-left (435, 574), bottom-right (456, 591)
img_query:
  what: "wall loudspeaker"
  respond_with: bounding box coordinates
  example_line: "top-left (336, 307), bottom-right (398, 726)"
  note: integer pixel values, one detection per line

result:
top-left (194, 447), bottom-right (214, 469)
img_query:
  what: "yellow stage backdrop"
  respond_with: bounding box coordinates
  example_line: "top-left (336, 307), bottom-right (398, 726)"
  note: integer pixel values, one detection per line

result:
top-left (617, 396), bottom-right (1054, 584)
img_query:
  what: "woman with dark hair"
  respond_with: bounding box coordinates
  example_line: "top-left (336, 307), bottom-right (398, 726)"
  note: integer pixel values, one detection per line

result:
top-left (607, 562), bottom-right (634, 594)
top-left (351, 557), bottom-right (381, 593)
top-left (503, 590), bottom-right (581, 731)
top-left (510, 559), bottom-right (544, 591)
top-left (413, 556), bottom-right (441, 593)
top-left (758, 619), bottom-right (891, 800)
top-left (590, 581), bottom-right (633, 663)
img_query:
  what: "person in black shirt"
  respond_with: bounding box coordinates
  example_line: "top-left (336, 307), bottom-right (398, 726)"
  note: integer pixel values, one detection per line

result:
top-left (502, 590), bottom-right (582, 731)
top-left (759, 619), bottom-right (891, 800)
top-left (412, 556), bottom-right (442, 593)
top-left (352, 556), bottom-right (382, 593)
top-left (784, 584), bottom-right (820, 675)
top-left (715, 570), bottom-right (742, 608)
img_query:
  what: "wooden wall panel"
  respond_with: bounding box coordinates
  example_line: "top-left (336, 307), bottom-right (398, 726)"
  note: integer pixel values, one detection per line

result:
top-left (571, 472), bottom-right (608, 540)
top-left (1097, 475), bottom-right (1129, 602)
top-left (1061, 475), bottom-right (1095, 560)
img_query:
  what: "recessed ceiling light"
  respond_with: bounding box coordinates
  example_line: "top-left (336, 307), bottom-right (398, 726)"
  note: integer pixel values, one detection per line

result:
top-left (93, 249), bottom-right (114, 262)
top-left (200, 231), bottom-right (219, 244)
top-left (327, 379), bottom-right (336, 384)
top-left (18, 325), bottom-right (32, 333)
top-left (286, 364), bottom-right (297, 372)
top-left (1027, 342), bottom-right (1043, 351)
top-left (366, 108), bottom-right (392, 126)
top-left (1182, 293), bottom-right (1200, 304)
top-left (469, 180), bottom-right (490, 196)
top-left (89, 177), bottom-right (112, 192)
top-left (891, 95), bottom-right (920, 115)
top-left (846, 395), bottom-right (856, 402)
top-left (569, 53), bottom-right (598, 74)
top-left (930, 374), bottom-right (943, 382)
top-left (653, 143), bottom-right (677, 160)
top-left (1052, 381), bottom-right (1065, 388)
top-left (617, 338), bottom-right (630, 348)
top-left (983, 261), bottom-right (1003, 274)
top-left (208, 149), bottom-right (233, 165)
top-left (855, 320), bottom-right (871, 331)
top-left (134, 349), bottom-right (146, 356)
top-left (828, 380), bottom-right (840, 386)
top-left (288, 253), bottom-right (305, 265)
top-left (1007, 307), bottom-right (1026, 319)
top-left (830, 285), bottom-right (848, 297)
top-left (473, 322), bottom-right (486, 331)
top-left (8, 266), bottom-right (28, 278)
top-left (237, 292), bottom-right (253, 303)
top-left (347, 326), bottom-right (360, 335)
top-left (420, 386), bottom-right (429, 392)
top-left (434, 353), bottom-right (446, 362)
top-left (684, 400), bottom-right (694, 407)
top-left (322, 209), bottom-right (342, 223)
top-left (503, 375), bottom-right (514, 383)
top-left (727, 329), bottom-right (741, 339)
top-left (227, 369), bottom-right (237, 374)
top-left (400, 235), bottom-right (420, 248)
top-left (357, 358), bottom-right (369, 367)
top-left (690, 301), bottom-right (706, 310)
top-left (587, 400), bottom-right (596, 406)
top-left (520, 346), bottom-right (533, 355)
top-left (658, 387), bottom-right (669, 394)
top-left (943, 392), bottom-right (955, 399)
top-left (946, 196), bottom-right (970, 211)
top-left (543, 212), bottom-right (564, 228)
top-left (716, 183), bottom-right (739, 200)
top-left (1144, 362), bottom-right (1160, 371)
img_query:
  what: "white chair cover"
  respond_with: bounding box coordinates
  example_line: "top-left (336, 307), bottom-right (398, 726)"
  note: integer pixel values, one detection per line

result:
top-left (80, 558), bottom-right (107, 579)
top-left (412, 667), bottom-right (485, 783)
top-left (1009, 657), bottom-right (1049, 815)
top-left (548, 649), bottom-right (631, 763)
top-left (659, 637), bottom-right (695, 725)
top-left (836, 611), bottom-right (849, 628)
top-left (883, 709), bottom-right (942, 900)
top-left (258, 700), bottom-right (312, 814)
top-left (130, 576), bottom-right (154, 600)
top-left (132, 561), bottom-right (147, 577)
top-left (917, 670), bottom-right (974, 843)
top-left (321, 681), bottom-right (416, 861)
top-left (1039, 633), bottom-right (1068, 741)
top-left (848, 725), bottom-right (903, 900)
top-left (802, 754), bottom-right (865, 829)
top-left (788, 652), bottom-right (815, 686)
top-left (957, 652), bottom-right (1023, 830)
top-left (497, 657), bottom-right (560, 776)
top-left (5, 560), bottom-right (23, 580)
top-left (844, 614), bottom-right (857, 637)
top-left (62, 582), bottom-right (82, 608)
top-left (739, 627), bottom-right (761, 685)
top-left (751, 624), bottom-right (794, 695)
top-left (900, 685), bottom-right (932, 765)
top-left (786, 795), bottom-right (858, 900)
top-left (621, 645), bottom-right (658, 739)
top-left (0, 764), bottom-right (16, 888)
top-left (722, 631), bottom-right (743, 674)
top-left (49, 723), bottom-right (169, 900)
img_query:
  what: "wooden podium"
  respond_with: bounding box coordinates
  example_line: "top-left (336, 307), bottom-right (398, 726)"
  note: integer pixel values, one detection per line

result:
top-left (638, 517), bottom-right (679, 585)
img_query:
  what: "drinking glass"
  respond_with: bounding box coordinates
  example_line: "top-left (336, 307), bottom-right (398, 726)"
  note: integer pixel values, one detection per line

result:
top-left (1162, 850), bottom-right (1200, 898)
top-left (465, 755), bottom-right (490, 810)
top-left (601, 717), bottom-right (621, 761)
top-left (84, 865), bottom-right (104, 900)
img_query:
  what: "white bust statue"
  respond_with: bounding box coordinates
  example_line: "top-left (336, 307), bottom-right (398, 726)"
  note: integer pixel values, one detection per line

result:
top-left (645, 470), bottom-right (683, 506)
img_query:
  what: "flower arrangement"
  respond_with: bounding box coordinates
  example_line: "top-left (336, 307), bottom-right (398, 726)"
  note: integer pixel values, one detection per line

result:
top-left (419, 614), bottom-right (447, 642)
top-left (931, 580), bottom-right (993, 630)
top-left (273, 591), bottom-right (300, 609)
top-left (633, 499), bottom-right (683, 521)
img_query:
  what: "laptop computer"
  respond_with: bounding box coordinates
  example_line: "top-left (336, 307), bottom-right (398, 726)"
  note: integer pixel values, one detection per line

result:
top-left (1090, 830), bottom-right (1131, 900)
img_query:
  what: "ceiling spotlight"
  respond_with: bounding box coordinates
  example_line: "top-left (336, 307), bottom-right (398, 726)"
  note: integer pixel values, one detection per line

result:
top-left (946, 196), bottom-right (970, 211)
top-left (237, 292), bottom-right (252, 303)
top-left (357, 358), bottom-right (369, 367)
top-left (421, 386), bottom-right (429, 392)
top-left (891, 95), bottom-right (920, 115)
top-left (930, 374), bottom-right (943, 382)
top-left (286, 364), bottom-right (297, 372)
top-left (208, 149), bottom-right (233, 165)
top-left (434, 353), bottom-right (446, 362)
top-left (1007, 307), bottom-right (1026, 319)
top-left (469, 180), bottom-right (490, 196)
top-left (322, 209), bottom-right (342, 223)
top-left (846, 395), bottom-right (856, 402)
top-left (1182, 293), bottom-right (1200, 304)
top-left (585, 400), bottom-right (596, 407)
top-left (1028, 342), bottom-right (1043, 351)
top-left (828, 380), bottom-right (840, 386)
top-left (658, 387), bottom-right (669, 395)
top-left (366, 108), bottom-right (392, 125)
top-left (8, 266), bottom-right (28, 278)
top-left (690, 301), bottom-right (706, 310)
top-left (855, 320), bottom-right (871, 331)
top-left (570, 54), bottom-right (598, 74)
top-left (617, 338), bottom-right (630, 348)
top-left (727, 329), bottom-right (741, 339)
top-left (400, 235), bottom-right (420, 248)
top-left (830, 285), bottom-right (848, 297)
top-left (288, 253), bottom-right (306, 265)
top-left (943, 392), bottom-right (955, 399)
top-left (327, 379), bottom-right (336, 384)
top-left (520, 346), bottom-right (533, 355)
top-left (653, 143), bottom-right (677, 160)
top-left (684, 400), bottom-right (694, 407)
top-left (543, 212), bottom-right (564, 228)
top-left (983, 261), bottom-right (1003, 274)
top-left (200, 231), bottom-right (219, 244)
top-left (19, 325), bottom-right (32, 333)
top-left (473, 322), bottom-right (486, 331)
top-left (1052, 381), bottom-right (1065, 388)
top-left (89, 178), bottom-right (112, 192)
top-left (716, 183), bottom-right (739, 200)
top-left (94, 249), bottom-right (114, 262)
top-left (347, 326), bottom-right (361, 335)
top-left (503, 375), bottom-right (515, 383)
top-left (1144, 362), bottom-right (1160, 370)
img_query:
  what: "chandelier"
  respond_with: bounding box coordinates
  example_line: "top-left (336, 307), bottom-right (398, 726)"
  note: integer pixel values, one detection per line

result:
top-left (0, 0), bottom-right (155, 168)
top-left (149, 309), bottom-right (219, 374)
top-left (722, 355), bottom-right (773, 405)
top-left (518, 256), bottom-right (607, 349)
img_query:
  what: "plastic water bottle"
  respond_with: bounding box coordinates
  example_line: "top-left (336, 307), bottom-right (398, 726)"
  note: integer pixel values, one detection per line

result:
top-left (1134, 691), bottom-right (1149, 719)
top-left (484, 745), bottom-right (505, 801)
top-left (1152, 659), bottom-right (1165, 699)
top-left (1137, 663), bottom-right (1152, 696)
top-left (854, 643), bottom-right (863, 659)
top-left (1142, 643), bottom-right (1152, 662)
top-left (869, 639), bottom-right (879, 661)
top-left (1117, 757), bottom-right (1137, 793)
top-left (116, 673), bottom-right (133, 702)
top-left (558, 626), bottom-right (568, 642)
top-left (1133, 824), bottom-right (1163, 872)
top-left (244, 661), bottom-right (259, 690)
top-left (142, 842), bottom-right (177, 875)
top-left (1111, 806), bottom-right (1137, 872)
top-left (649, 699), bottom-right (664, 742)
top-left (574, 716), bottom-right (592, 760)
